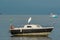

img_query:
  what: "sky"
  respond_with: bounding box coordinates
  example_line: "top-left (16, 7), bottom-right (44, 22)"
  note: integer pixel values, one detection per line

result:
top-left (0, 0), bottom-right (60, 15)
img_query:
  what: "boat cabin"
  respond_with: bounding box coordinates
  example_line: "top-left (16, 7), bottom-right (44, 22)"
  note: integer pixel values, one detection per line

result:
top-left (24, 24), bottom-right (42, 29)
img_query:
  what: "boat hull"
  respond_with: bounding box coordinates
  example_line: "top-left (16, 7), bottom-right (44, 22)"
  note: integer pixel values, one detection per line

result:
top-left (10, 28), bottom-right (53, 36)
top-left (11, 32), bottom-right (50, 37)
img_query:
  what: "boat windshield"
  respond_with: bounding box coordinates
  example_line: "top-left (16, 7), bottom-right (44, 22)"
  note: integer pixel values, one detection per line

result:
top-left (37, 25), bottom-right (42, 27)
top-left (27, 26), bottom-right (32, 28)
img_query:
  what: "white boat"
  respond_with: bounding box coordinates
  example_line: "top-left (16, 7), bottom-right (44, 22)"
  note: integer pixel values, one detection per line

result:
top-left (9, 17), bottom-right (54, 36)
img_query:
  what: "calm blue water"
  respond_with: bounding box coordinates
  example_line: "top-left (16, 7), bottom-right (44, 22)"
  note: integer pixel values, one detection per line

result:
top-left (0, 15), bottom-right (60, 40)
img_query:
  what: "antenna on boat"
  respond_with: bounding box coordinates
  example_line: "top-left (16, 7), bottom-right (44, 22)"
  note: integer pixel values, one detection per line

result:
top-left (28, 17), bottom-right (32, 24)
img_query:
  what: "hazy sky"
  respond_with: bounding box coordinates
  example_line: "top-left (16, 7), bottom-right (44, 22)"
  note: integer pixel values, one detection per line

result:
top-left (0, 0), bottom-right (60, 15)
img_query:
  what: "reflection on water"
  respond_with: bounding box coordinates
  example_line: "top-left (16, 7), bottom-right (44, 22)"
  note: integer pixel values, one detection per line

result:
top-left (10, 37), bottom-right (52, 40)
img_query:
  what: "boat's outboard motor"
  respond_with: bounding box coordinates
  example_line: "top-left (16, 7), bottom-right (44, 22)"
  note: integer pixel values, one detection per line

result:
top-left (10, 25), bottom-right (14, 29)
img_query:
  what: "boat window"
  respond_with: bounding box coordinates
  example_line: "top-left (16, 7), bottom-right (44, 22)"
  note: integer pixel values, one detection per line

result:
top-left (27, 26), bottom-right (32, 28)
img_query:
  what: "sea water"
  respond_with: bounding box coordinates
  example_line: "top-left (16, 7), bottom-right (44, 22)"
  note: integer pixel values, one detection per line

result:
top-left (0, 15), bottom-right (60, 40)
